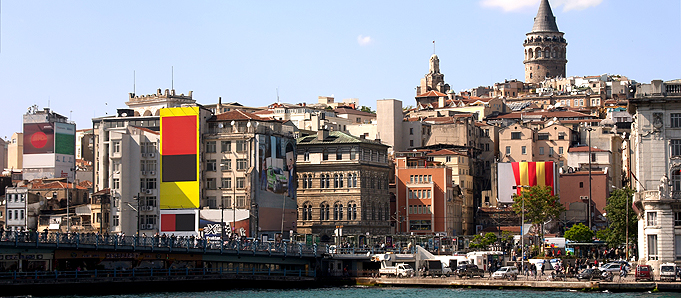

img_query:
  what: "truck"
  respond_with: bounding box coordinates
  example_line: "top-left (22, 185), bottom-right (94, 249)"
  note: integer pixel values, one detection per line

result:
top-left (660, 263), bottom-right (677, 281)
top-left (424, 259), bottom-right (452, 277)
top-left (379, 263), bottom-right (414, 278)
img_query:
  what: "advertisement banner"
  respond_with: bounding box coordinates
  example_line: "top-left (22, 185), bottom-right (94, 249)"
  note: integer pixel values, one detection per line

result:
top-left (497, 161), bottom-right (557, 204)
top-left (160, 107), bottom-right (200, 209)
top-left (54, 122), bottom-right (76, 155)
top-left (24, 123), bottom-right (55, 154)
top-left (159, 209), bottom-right (199, 236)
top-left (255, 133), bottom-right (297, 234)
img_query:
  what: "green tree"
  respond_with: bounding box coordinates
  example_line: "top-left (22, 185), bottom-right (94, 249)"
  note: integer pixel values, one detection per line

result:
top-left (360, 106), bottom-right (375, 114)
top-left (603, 187), bottom-right (637, 248)
top-left (512, 185), bottom-right (566, 250)
top-left (564, 223), bottom-right (594, 243)
top-left (469, 232), bottom-right (498, 250)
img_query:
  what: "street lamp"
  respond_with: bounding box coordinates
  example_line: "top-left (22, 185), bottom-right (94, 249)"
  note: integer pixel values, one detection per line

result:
top-left (583, 124), bottom-right (594, 230)
top-left (516, 185), bottom-right (529, 272)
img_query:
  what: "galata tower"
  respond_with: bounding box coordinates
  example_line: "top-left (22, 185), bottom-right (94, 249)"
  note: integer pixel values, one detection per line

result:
top-left (524, 0), bottom-right (567, 84)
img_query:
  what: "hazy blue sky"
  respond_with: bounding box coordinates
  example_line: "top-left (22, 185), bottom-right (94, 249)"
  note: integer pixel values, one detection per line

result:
top-left (1, 0), bottom-right (680, 139)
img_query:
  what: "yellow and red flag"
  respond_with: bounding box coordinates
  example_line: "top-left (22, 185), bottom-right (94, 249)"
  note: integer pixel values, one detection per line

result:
top-left (511, 161), bottom-right (555, 195)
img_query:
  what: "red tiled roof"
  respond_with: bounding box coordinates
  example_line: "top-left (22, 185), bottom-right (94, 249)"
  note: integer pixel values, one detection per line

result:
top-left (568, 146), bottom-right (610, 153)
top-left (416, 90), bottom-right (447, 98)
top-left (32, 181), bottom-right (88, 190)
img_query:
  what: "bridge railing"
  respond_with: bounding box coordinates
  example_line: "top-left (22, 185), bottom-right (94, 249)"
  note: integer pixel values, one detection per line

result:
top-left (0, 266), bottom-right (316, 281)
top-left (0, 231), bottom-right (319, 257)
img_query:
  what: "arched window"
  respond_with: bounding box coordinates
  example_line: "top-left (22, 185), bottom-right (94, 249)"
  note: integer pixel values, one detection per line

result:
top-left (304, 150), bottom-right (310, 161)
top-left (384, 202), bottom-right (389, 221)
top-left (320, 203), bottom-right (329, 220)
top-left (350, 147), bottom-right (357, 160)
top-left (336, 149), bottom-right (342, 160)
top-left (326, 174), bottom-right (331, 188)
top-left (323, 149), bottom-right (329, 161)
top-left (307, 174), bottom-right (313, 188)
top-left (529, 49), bottom-right (533, 59)
top-left (347, 202), bottom-right (357, 220)
top-left (334, 203), bottom-right (339, 220)
top-left (353, 174), bottom-right (358, 188)
top-left (302, 175), bottom-right (308, 189)
top-left (320, 175), bottom-right (326, 188)
top-left (535, 48), bottom-right (541, 58)
top-left (371, 203), bottom-right (376, 220)
top-left (339, 203), bottom-right (343, 220)
top-left (544, 48), bottom-right (550, 58)
top-left (339, 174), bottom-right (344, 188)
top-left (302, 202), bottom-right (313, 220)
top-left (334, 174), bottom-right (339, 188)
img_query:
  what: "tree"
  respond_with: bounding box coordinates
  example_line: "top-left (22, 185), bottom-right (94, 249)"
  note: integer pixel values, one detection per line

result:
top-left (360, 106), bottom-right (375, 114)
top-left (512, 185), bottom-right (566, 250)
top-left (564, 223), bottom-right (594, 243)
top-left (469, 232), bottom-right (498, 249)
top-left (603, 187), bottom-right (637, 248)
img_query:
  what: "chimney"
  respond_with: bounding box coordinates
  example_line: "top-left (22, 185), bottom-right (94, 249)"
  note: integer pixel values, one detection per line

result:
top-left (217, 97), bottom-right (222, 114)
top-left (318, 129), bottom-right (329, 141)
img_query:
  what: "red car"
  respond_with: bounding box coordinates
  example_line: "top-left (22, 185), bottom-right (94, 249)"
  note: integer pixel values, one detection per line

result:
top-left (635, 265), bottom-right (653, 281)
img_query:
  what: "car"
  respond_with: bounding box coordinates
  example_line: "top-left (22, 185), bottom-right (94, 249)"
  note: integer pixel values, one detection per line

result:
top-left (611, 260), bottom-right (631, 271)
top-left (635, 264), bottom-right (653, 282)
top-left (267, 166), bottom-right (288, 193)
top-left (491, 266), bottom-right (519, 280)
top-left (576, 268), bottom-right (603, 281)
top-left (456, 264), bottom-right (484, 278)
top-left (599, 262), bottom-right (623, 272)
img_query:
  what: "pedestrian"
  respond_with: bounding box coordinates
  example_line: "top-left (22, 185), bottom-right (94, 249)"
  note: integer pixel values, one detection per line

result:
top-left (541, 261), bottom-right (545, 276)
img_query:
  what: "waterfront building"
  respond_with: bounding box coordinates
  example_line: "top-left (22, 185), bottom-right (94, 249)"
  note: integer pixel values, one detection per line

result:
top-left (7, 132), bottom-right (23, 171)
top-left (296, 130), bottom-right (391, 242)
top-left (22, 106), bottom-right (76, 182)
top-left (394, 151), bottom-right (459, 236)
top-left (629, 79), bottom-right (681, 270)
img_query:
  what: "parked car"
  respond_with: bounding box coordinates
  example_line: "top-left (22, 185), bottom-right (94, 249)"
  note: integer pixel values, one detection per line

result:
top-left (456, 264), bottom-right (485, 278)
top-left (611, 260), bottom-right (631, 271)
top-left (660, 263), bottom-right (676, 281)
top-left (635, 264), bottom-right (653, 282)
top-left (424, 259), bottom-right (452, 277)
top-left (599, 263), bottom-right (623, 272)
top-left (576, 268), bottom-right (603, 281)
top-left (492, 266), bottom-right (519, 280)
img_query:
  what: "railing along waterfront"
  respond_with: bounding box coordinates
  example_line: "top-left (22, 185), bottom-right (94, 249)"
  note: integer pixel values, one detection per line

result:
top-left (0, 267), bottom-right (315, 282)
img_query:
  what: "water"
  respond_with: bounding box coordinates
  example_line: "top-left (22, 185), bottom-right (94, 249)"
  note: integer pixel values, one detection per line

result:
top-left (44, 286), bottom-right (681, 298)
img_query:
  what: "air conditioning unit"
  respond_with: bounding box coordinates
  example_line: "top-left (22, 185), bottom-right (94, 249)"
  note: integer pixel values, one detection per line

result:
top-left (146, 206), bottom-right (154, 211)
top-left (149, 153), bottom-right (156, 158)
top-left (149, 171), bottom-right (156, 176)
top-left (147, 224), bottom-right (155, 230)
top-left (145, 189), bottom-right (153, 195)
top-left (141, 171), bottom-right (147, 176)
top-left (141, 188), bottom-right (147, 193)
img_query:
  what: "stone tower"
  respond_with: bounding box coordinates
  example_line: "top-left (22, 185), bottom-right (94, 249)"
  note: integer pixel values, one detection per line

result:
top-left (416, 54), bottom-right (450, 95)
top-left (523, 0), bottom-right (567, 84)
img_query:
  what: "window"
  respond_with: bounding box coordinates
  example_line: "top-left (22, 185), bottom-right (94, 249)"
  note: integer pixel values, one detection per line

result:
top-left (338, 174), bottom-right (344, 188)
top-left (221, 141), bottom-right (231, 152)
top-left (334, 203), bottom-right (343, 220)
top-left (505, 146), bottom-right (511, 155)
top-left (236, 196), bottom-right (246, 208)
top-left (302, 203), bottom-right (313, 220)
top-left (113, 215), bottom-right (120, 227)
top-left (206, 141), bottom-right (216, 153)
top-left (336, 150), bottom-right (342, 160)
top-left (579, 182), bottom-right (584, 188)
top-left (236, 159), bottom-right (247, 170)
top-left (221, 159), bottom-right (231, 171)
top-left (320, 203), bottom-right (330, 220)
top-left (221, 177), bottom-right (232, 189)
top-left (538, 133), bottom-right (549, 140)
top-left (675, 212), bottom-right (681, 226)
top-left (206, 178), bottom-right (216, 189)
top-left (648, 235), bottom-right (658, 260)
top-left (558, 134), bottom-right (565, 140)
top-left (236, 177), bottom-right (245, 189)
top-left (206, 196), bottom-right (217, 209)
top-left (522, 146), bottom-right (527, 155)
top-left (485, 144), bottom-right (489, 151)
top-left (591, 153), bottom-right (596, 162)
top-left (236, 140), bottom-right (247, 152)
top-left (672, 140), bottom-right (681, 156)
top-left (511, 132), bottom-right (521, 139)
top-left (672, 114), bottom-right (681, 128)
top-left (304, 150), bottom-right (310, 161)
top-left (112, 141), bottom-right (121, 153)
top-left (409, 220), bottom-right (431, 231)
top-left (410, 140), bottom-right (414, 147)
top-left (323, 149), bottom-right (329, 161)
top-left (113, 178), bottom-right (120, 190)
top-left (222, 196), bottom-right (232, 208)
top-left (348, 203), bottom-right (357, 220)
top-left (350, 148), bottom-right (357, 160)
top-left (559, 147), bottom-right (564, 155)
top-left (647, 212), bottom-right (658, 226)
top-left (410, 128), bottom-right (414, 135)
top-left (207, 159), bottom-right (217, 171)
top-left (539, 147), bottom-right (544, 155)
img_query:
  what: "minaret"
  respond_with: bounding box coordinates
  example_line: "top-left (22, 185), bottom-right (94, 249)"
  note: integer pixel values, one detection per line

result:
top-left (523, 0), bottom-right (567, 84)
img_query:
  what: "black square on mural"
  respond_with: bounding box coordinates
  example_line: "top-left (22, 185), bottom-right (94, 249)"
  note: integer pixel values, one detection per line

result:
top-left (175, 214), bottom-right (196, 231)
top-left (162, 154), bottom-right (197, 182)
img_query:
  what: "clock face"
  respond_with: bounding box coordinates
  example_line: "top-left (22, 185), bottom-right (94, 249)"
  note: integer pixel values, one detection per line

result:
top-left (31, 131), bottom-right (49, 148)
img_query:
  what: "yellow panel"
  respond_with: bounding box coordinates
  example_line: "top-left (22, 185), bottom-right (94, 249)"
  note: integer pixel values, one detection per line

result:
top-left (536, 162), bottom-right (546, 186)
top-left (160, 181), bottom-right (200, 209)
top-left (519, 162), bottom-right (529, 186)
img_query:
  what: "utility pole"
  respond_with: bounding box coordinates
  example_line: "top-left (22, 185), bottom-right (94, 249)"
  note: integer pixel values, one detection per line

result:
top-left (587, 127), bottom-right (593, 230)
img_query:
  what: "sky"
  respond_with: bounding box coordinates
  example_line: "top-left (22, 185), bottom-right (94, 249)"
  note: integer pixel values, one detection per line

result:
top-left (1, 0), bottom-right (680, 140)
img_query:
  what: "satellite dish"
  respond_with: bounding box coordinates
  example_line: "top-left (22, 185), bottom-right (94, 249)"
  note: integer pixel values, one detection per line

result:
top-left (231, 120), bottom-right (235, 126)
top-left (247, 121), bottom-right (251, 128)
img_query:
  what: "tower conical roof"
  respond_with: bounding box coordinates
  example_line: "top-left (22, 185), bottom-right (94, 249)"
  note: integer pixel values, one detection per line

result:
top-left (531, 0), bottom-right (559, 32)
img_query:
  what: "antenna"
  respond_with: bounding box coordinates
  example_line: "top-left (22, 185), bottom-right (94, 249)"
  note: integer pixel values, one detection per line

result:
top-left (276, 88), bottom-right (280, 103)
top-left (433, 40), bottom-right (435, 55)
top-left (133, 70), bottom-right (136, 95)
top-left (171, 66), bottom-right (174, 90)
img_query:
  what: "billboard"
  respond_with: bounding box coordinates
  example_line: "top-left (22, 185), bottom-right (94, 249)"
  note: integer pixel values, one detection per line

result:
top-left (160, 107), bottom-right (200, 209)
top-left (23, 123), bottom-right (55, 154)
top-left (54, 122), bottom-right (76, 155)
top-left (255, 132), bottom-right (297, 235)
top-left (160, 209), bottom-right (199, 236)
top-left (497, 161), bottom-right (558, 204)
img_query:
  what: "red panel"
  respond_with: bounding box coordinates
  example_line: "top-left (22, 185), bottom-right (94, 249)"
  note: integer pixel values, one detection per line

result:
top-left (545, 161), bottom-right (554, 195)
top-left (528, 162), bottom-right (537, 187)
top-left (512, 162), bottom-right (521, 195)
top-left (161, 214), bottom-right (176, 232)
top-left (162, 115), bottom-right (197, 155)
